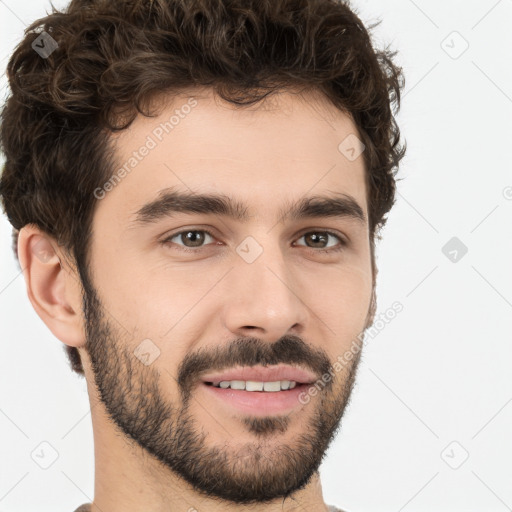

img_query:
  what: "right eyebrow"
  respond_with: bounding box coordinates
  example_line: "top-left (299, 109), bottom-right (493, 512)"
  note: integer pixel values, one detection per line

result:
top-left (130, 188), bottom-right (250, 226)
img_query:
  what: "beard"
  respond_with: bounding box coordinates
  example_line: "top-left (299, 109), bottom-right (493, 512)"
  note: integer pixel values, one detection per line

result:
top-left (80, 271), bottom-right (366, 504)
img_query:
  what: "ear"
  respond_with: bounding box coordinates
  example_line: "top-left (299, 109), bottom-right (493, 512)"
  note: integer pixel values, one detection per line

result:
top-left (17, 224), bottom-right (86, 349)
top-left (364, 239), bottom-right (378, 329)
top-left (362, 256), bottom-right (377, 331)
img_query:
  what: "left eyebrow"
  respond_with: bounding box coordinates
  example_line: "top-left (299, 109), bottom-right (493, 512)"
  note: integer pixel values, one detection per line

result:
top-left (129, 187), bottom-right (367, 227)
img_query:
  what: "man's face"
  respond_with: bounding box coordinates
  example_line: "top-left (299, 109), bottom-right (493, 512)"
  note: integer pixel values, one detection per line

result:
top-left (80, 88), bottom-right (374, 503)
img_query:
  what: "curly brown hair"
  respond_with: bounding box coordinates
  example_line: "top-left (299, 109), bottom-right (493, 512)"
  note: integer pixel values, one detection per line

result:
top-left (0, 0), bottom-right (405, 375)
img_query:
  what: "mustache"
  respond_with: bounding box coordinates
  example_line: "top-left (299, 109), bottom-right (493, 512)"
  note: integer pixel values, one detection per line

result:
top-left (177, 335), bottom-right (333, 398)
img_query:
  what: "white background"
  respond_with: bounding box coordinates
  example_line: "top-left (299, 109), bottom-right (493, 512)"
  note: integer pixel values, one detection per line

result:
top-left (1, 1), bottom-right (511, 511)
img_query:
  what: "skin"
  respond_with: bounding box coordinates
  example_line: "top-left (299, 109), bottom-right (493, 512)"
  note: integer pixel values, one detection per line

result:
top-left (18, 87), bottom-right (375, 512)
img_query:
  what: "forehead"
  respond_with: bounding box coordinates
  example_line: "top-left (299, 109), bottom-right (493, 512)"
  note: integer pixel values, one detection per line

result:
top-left (101, 87), bottom-right (368, 223)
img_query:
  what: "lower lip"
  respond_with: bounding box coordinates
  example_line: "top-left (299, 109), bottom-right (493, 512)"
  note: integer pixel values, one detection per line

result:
top-left (200, 382), bottom-right (310, 415)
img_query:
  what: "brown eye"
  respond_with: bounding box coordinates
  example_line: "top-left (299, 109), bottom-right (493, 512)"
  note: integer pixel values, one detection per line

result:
top-left (162, 229), bottom-right (216, 250)
top-left (304, 232), bottom-right (329, 248)
top-left (294, 231), bottom-right (346, 252)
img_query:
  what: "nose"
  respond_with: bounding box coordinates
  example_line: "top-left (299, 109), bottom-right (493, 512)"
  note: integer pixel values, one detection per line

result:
top-left (220, 240), bottom-right (309, 343)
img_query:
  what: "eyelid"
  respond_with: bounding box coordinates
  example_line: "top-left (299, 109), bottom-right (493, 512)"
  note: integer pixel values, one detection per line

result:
top-left (294, 226), bottom-right (348, 245)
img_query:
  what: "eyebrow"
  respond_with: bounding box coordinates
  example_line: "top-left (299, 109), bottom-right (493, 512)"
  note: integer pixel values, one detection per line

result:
top-left (130, 187), bottom-right (366, 227)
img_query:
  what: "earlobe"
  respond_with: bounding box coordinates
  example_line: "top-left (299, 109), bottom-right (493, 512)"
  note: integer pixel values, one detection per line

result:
top-left (17, 225), bottom-right (86, 349)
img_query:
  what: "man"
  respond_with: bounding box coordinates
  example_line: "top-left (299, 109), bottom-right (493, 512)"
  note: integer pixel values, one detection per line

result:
top-left (0, 0), bottom-right (405, 510)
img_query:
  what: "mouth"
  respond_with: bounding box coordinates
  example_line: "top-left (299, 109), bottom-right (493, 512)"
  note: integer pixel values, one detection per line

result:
top-left (204, 379), bottom-right (303, 391)
top-left (199, 364), bottom-right (317, 387)
top-left (198, 365), bottom-right (317, 416)
top-left (200, 381), bottom-right (312, 416)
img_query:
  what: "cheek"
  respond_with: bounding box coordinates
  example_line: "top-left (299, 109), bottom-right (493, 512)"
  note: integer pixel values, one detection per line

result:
top-left (109, 264), bottom-right (226, 360)
top-left (306, 263), bottom-right (373, 335)
top-left (90, 244), bottom-right (193, 332)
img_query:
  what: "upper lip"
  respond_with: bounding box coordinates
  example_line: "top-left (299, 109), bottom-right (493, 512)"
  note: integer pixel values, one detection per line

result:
top-left (200, 364), bottom-right (318, 384)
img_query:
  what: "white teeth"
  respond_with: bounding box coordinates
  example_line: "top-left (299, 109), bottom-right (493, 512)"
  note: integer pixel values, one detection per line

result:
top-left (263, 381), bottom-right (281, 392)
top-left (213, 380), bottom-right (298, 391)
top-left (246, 380), bottom-right (263, 391)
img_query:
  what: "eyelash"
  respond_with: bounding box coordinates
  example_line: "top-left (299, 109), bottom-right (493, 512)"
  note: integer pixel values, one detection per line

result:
top-left (160, 228), bottom-right (347, 254)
